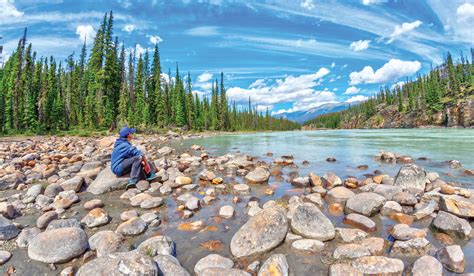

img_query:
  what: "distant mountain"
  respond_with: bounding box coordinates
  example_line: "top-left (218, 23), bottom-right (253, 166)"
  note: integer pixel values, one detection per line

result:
top-left (274, 102), bottom-right (358, 123)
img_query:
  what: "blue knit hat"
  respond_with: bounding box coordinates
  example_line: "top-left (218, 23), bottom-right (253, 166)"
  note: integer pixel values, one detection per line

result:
top-left (119, 126), bottom-right (136, 138)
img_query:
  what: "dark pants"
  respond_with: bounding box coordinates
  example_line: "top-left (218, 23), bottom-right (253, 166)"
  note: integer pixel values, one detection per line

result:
top-left (121, 155), bottom-right (157, 181)
top-left (121, 156), bottom-right (145, 181)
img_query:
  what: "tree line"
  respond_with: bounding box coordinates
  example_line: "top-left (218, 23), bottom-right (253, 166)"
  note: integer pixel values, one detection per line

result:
top-left (304, 50), bottom-right (474, 129)
top-left (0, 11), bottom-right (299, 135)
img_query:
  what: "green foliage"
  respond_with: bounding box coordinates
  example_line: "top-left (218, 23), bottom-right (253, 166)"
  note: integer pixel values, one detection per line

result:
top-left (304, 51), bottom-right (473, 129)
top-left (0, 12), bottom-right (299, 135)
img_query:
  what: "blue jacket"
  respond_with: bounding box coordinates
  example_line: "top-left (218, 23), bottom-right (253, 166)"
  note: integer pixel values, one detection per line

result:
top-left (111, 138), bottom-right (143, 176)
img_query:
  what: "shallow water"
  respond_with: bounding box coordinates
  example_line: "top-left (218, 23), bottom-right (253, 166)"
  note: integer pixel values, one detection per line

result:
top-left (173, 129), bottom-right (474, 187)
top-left (2, 129), bottom-right (473, 275)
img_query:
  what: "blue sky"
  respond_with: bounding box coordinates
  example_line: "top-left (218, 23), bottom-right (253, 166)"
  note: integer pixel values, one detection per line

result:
top-left (1, 0), bottom-right (473, 115)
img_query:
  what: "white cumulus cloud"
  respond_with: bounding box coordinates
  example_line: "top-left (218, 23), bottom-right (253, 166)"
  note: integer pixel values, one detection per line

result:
top-left (226, 68), bottom-right (333, 115)
top-left (456, 3), bottom-right (474, 42)
top-left (122, 24), bottom-right (135, 34)
top-left (344, 86), bottom-right (361, 94)
top-left (249, 79), bottom-right (266, 88)
top-left (147, 35), bottom-right (163, 44)
top-left (197, 72), bottom-right (213, 83)
top-left (1, 0), bottom-right (23, 17)
top-left (346, 95), bottom-right (368, 103)
top-left (387, 20), bottom-right (422, 43)
top-left (75, 25), bottom-right (96, 43)
top-left (350, 39), bottom-right (370, 51)
top-left (349, 59), bottom-right (421, 85)
top-left (301, 0), bottom-right (315, 10)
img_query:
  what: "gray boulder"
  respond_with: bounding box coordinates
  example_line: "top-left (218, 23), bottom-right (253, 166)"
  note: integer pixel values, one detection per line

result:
top-left (137, 235), bottom-right (175, 257)
top-left (230, 206), bottom-right (287, 258)
top-left (46, 218), bottom-right (82, 230)
top-left (290, 203), bottom-right (335, 241)
top-left (258, 254), bottom-right (288, 276)
top-left (194, 254), bottom-right (234, 275)
top-left (350, 256), bottom-right (404, 275)
top-left (89, 230), bottom-right (130, 257)
top-left (76, 251), bottom-right (158, 276)
top-left (28, 227), bottom-right (88, 263)
top-left (431, 211), bottom-right (472, 239)
top-left (412, 255), bottom-right (443, 276)
top-left (345, 192), bottom-right (386, 216)
top-left (60, 176), bottom-right (84, 192)
top-left (394, 164), bottom-right (426, 193)
top-left (437, 245), bottom-right (464, 273)
top-left (0, 215), bottom-right (20, 240)
top-left (154, 255), bottom-right (190, 276)
top-left (245, 168), bottom-right (270, 184)
top-left (86, 167), bottom-right (128, 195)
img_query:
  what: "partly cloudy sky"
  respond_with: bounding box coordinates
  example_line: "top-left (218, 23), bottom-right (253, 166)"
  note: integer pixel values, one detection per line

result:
top-left (1, 0), bottom-right (473, 116)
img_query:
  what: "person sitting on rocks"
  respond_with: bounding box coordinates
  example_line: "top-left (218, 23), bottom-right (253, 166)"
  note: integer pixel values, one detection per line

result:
top-left (111, 126), bottom-right (157, 189)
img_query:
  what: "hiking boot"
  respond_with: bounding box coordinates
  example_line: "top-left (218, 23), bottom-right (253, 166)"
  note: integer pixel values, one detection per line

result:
top-left (126, 179), bottom-right (138, 190)
top-left (146, 172), bottom-right (158, 181)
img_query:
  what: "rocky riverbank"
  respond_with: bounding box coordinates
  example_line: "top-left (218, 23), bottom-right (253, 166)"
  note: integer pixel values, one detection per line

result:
top-left (0, 133), bottom-right (473, 275)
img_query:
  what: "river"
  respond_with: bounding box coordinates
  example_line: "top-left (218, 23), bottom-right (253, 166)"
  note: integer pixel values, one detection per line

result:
top-left (172, 129), bottom-right (474, 187)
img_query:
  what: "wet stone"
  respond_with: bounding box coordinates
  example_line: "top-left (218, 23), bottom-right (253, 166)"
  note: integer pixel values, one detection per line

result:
top-left (431, 210), bottom-right (472, 239)
top-left (130, 193), bottom-right (153, 207)
top-left (343, 213), bottom-right (377, 232)
top-left (76, 251), bottom-right (158, 276)
top-left (230, 206), bottom-right (288, 258)
top-left (136, 180), bottom-right (150, 191)
top-left (137, 235), bottom-right (175, 257)
top-left (335, 227), bottom-right (368, 243)
top-left (291, 203), bottom-right (335, 241)
top-left (89, 230), bottom-right (130, 257)
top-left (392, 191), bottom-right (417, 206)
top-left (412, 255), bottom-right (443, 276)
top-left (333, 243), bottom-right (371, 260)
top-left (36, 210), bottom-right (58, 229)
top-left (245, 168), bottom-right (270, 184)
top-left (0, 215), bottom-right (20, 240)
top-left (233, 184), bottom-right (250, 192)
top-left (46, 218), bottom-right (82, 230)
top-left (391, 238), bottom-right (433, 256)
top-left (357, 237), bottom-right (385, 255)
top-left (83, 199), bottom-right (103, 210)
top-left (329, 263), bottom-right (361, 276)
top-left (439, 195), bottom-right (474, 218)
top-left (291, 239), bottom-right (325, 252)
top-left (413, 200), bottom-right (437, 220)
top-left (394, 164), bottom-right (426, 193)
top-left (437, 245), bottom-right (465, 273)
top-left (0, 250), bottom-right (12, 265)
top-left (344, 192), bottom-right (386, 217)
top-left (81, 208), bottom-right (110, 228)
top-left (350, 256), bottom-right (404, 275)
top-left (115, 217), bottom-right (147, 235)
top-left (219, 205), bottom-right (235, 219)
top-left (325, 186), bottom-right (355, 205)
top-left (120, 210), bottom-right (139, 221)
top-left (16, 227), bottom-right (41, 248)
top-left (194, 254), bottom-right (233, 275)
top-left (28, 227), bottom-right (88, 264)
top-left (140, 197), bottom-right (163, 209)
top-left (391, 224), bottom-right (426, 240)
top-left (154, 255), bottom-right (190, 276)
top-left (258, 254), bottom-right (288, 276)
top-left (381, 201), bottom-right (403, 215)
top-left (321, 172), bottom-right (343, 189)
